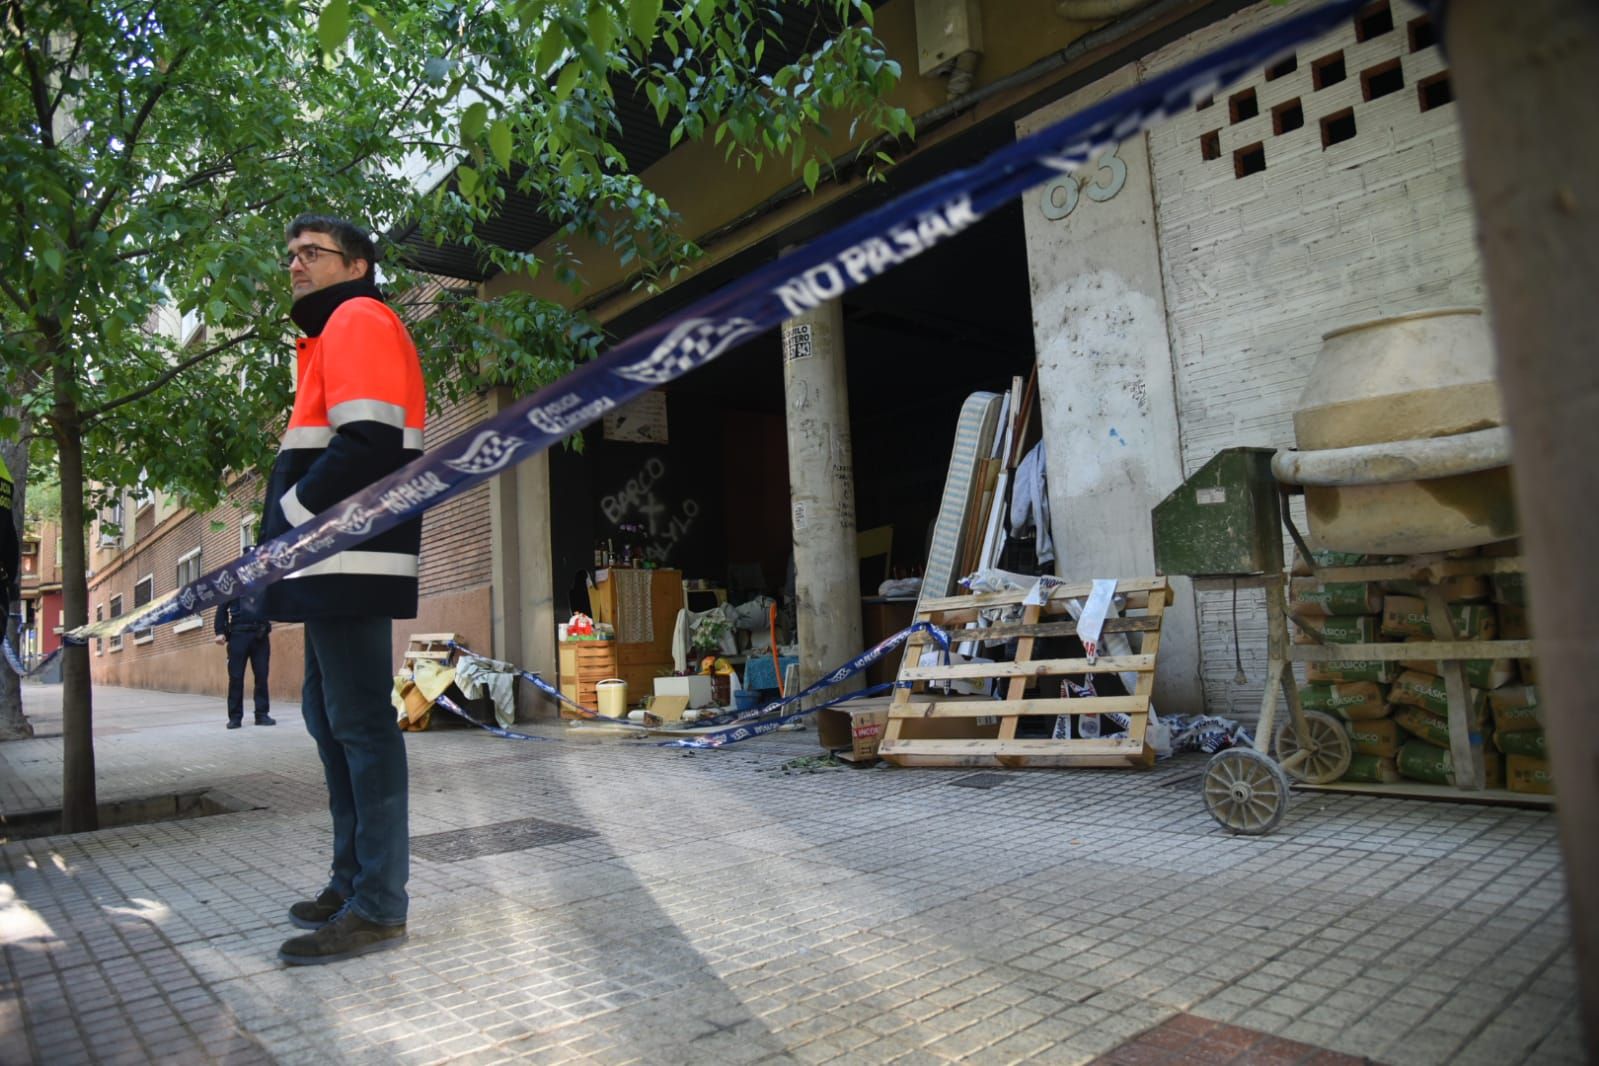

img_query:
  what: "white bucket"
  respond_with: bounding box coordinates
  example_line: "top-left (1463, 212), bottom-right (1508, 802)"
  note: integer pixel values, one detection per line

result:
top-left (595, 678), bottom-right (628, 718)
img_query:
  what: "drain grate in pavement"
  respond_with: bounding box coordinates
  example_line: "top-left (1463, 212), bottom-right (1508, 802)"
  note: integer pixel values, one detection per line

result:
top-left (950, 773), bottom-right (1009, 790)
top-left (411, 817), bottom-right (597, 863)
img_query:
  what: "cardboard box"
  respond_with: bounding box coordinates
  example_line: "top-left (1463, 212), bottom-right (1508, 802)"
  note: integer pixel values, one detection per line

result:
top-left (817, 704), bottom-right (890, 762)
top-left (654, 675), bottom-right (716, 708)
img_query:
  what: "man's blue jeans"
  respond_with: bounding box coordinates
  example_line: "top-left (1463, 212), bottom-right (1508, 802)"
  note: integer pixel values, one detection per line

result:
top-left (301, 617), bottom-right (408, 926)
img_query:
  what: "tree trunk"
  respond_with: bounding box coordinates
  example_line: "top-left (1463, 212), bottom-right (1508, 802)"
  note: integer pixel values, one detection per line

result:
top-left (53, 372), bottom-right (97, 832)
top-left (1448, 0), bottom-right (1599, 1053)
top-left (0, 424), bottom-right (32, 741)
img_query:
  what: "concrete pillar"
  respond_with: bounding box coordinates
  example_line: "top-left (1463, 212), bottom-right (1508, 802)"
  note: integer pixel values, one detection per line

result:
top-left (781, 300), bottom-right (863, 706)
top-left (1018, 65), bottom-right (1204, 715)
top-left (487, 386), bottom-right (556, 720)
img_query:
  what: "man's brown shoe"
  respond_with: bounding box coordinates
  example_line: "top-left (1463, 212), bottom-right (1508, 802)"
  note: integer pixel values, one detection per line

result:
top-left (279, 906), bottom-right (406, 966)
top-left (287, 888), bottom-right (347, 931)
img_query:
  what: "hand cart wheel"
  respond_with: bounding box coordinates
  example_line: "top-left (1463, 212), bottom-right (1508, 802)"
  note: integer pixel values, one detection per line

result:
top-left (1202, 748), bottom-right (1291, 835)
top-left (1272, 709), bottom-right (1353, 785)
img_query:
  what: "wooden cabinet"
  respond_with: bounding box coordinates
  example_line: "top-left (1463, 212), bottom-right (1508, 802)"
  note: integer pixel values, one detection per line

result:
top-left (862, 597), bottom-right (917, 687)
top-left (588, 567), bottom-right (685, 703)
top-left (558, 640), bottom-right (618, 710)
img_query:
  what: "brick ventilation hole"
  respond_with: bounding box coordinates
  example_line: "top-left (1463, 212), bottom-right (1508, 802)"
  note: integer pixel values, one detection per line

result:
top-left (1200, 129), bottom-right (1221, 161)
top-left (1234, 142), bottom-right (1265, 178)
top-left (1321, 107), bottom-right (1357, 148)
top-left (1195, 94), bottom-right (1214, 112)
top-left (1418, 71), bottom-right (1454, 112)
top-left (1362, 58), bottom-right (1405, 102)
top-left (1355, 0), bottom-right (1395, 42)
top-left (1229, 87), bottom-right (1259, 124)
top-left (1265, 54), bottom-right (1298, 81)
top-left (1312, 51), bottom-right (1347, 90)
top-left (1409, 14), bottom-right (1438, 52)
top-left (1272, 99), bottom-right (1304, 136)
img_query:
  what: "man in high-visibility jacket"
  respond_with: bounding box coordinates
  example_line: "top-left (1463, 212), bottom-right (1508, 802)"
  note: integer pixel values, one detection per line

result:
top-left (263, 214), bottom-right (425, 966)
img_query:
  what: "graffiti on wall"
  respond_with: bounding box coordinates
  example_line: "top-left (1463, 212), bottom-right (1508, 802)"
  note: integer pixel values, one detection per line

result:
top-left (599, 455), bottom-right (700, 561)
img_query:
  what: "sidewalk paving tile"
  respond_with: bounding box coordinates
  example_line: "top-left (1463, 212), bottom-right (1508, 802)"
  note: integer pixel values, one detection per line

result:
top-left (0, 683), bottom-right (1583, 1065)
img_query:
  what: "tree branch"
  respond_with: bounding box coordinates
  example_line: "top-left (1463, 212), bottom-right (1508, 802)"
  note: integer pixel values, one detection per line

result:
top-left (9, 2), bottom-right (59, 151)
top-left (82, 0), bottom-right (227, 235)
top-left (81, 326), bottom-right (261, 422)
top-left (0, 270), bottom-right (33, 318)
top-left (47, 25), bottom-right (86, 119)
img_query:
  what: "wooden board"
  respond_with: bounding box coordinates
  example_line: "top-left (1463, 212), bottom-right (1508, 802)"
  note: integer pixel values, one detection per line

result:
top-left (1300, 780), bottom-right (1554, 809)
top-left (879, 577), bottom-right (1170, 769)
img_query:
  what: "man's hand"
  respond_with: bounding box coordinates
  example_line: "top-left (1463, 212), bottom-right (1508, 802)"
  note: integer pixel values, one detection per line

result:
top-left (214, 635), bottom-right (226, 645)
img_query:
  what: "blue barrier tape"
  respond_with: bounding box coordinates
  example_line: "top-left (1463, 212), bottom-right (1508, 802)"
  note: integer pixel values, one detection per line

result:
top-left (431, 692), bottom-right (558, 741)
top-left (649, 616), bottom-right (940, 741)
top-left (455, 619), bottom-right (945, 732)
top-left (447, 642), bottom-right (642, 727)
top-left (2, 638), bottom-right (63, 679)
top-left (658, 683), bottom-right (896, 750)
top-left (447, 620), bottom-right (948, 748)
top-left (69, 0), bottom-right (1363, 644)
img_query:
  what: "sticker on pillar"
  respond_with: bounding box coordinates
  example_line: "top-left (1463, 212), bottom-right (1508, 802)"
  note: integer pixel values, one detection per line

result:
top-left (782, 323), bottom-right (814, 364)
top-left (792, 501), bottom-right (809, 531)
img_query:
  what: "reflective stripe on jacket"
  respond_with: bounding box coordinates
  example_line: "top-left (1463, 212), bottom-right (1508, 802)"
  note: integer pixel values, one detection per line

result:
top-left (261, 286), bottom-right (426, 621)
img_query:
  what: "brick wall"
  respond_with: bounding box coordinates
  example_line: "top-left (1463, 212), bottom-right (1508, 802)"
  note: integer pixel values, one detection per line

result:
top-left (418, 387), bottom-right (493, 599)
top-left (87, 383), bottom-right (498, 697)
top-left (1141, 0), bottom-right (1486, 719)
top-left (88, 478), bottom-right (265, 694)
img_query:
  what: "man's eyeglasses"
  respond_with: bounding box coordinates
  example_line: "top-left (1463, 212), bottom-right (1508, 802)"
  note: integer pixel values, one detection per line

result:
top-left (280, 244), bottom-right (346, 269)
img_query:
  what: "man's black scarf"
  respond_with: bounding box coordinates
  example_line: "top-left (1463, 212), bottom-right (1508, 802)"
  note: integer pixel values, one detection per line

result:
top-left (290, 277), bottom-right (386, 337)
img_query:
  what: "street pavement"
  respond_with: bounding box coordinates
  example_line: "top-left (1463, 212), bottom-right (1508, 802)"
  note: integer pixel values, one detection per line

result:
top-left (0, 682), bottom-right (1584, 1065)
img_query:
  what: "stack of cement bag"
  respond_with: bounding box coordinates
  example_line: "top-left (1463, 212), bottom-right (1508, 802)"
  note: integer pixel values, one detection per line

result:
top-left (1289, 543), bottom-right (1550, 795)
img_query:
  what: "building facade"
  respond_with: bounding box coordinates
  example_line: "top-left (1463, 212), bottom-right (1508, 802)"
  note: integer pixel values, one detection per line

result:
top-left (86, 0), bottom-right (1488, 727)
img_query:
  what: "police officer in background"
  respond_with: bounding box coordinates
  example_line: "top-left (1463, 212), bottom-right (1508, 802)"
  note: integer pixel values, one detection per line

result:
top-left (214, 552), bottom-right (274, 729)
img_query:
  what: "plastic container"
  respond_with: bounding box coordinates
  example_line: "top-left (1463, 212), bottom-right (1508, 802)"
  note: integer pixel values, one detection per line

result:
top-left (595, 678), bottom-right (628, 718)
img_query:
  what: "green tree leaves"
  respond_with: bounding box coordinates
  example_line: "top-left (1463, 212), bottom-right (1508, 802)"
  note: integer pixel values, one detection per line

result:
top-left (2, 0), bottom-right (913, 518)
top-left (319, 0), bottom-right (352, 58)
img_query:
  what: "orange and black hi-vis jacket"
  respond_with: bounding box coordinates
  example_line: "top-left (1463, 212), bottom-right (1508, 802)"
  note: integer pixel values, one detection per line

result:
top-left (260, 278), bottom-right (426, 622)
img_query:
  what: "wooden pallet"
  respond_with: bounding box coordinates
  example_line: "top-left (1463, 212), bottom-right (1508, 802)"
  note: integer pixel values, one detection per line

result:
top-left (401, 633), bottom-right (459, 672)
top-left (878, 577), bottom-right (1171, 769)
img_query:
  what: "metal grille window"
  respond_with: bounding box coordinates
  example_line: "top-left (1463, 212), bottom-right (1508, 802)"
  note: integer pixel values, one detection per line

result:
top-left (108, 595), bottom-right (122, 651)
top-left (132, 576), bottom-right (154, 643)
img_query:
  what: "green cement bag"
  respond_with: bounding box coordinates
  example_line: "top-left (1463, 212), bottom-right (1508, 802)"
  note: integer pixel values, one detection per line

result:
top-left (1299, 682), bottom-right (1389, 721)
top-left (1397, 739), bottom-right (1453, 784)
top-left (1347, 716), bottom-right (1403, 758)
top-left (1393, 705), bottom-right (1450, 748)
top-left (1489, 686), bottom-right (1541, 733)
top-left (1293, 614), bottom-right (1380, 645)
top-left (1341, 754), bottom-right (1401, 783)
top-left (1495, 729), bottom-right (1546, 759)
top-left (1306, 659), bottom-right (1400, 684)
top-left (1288, 579), bottom-right (1383, 617)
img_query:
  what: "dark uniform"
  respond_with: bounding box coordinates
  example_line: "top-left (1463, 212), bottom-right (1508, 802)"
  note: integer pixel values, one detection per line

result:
top-left (215, 585), bottom-right (274, 727)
